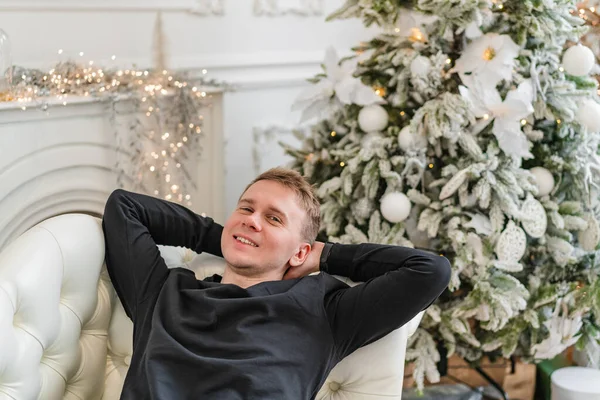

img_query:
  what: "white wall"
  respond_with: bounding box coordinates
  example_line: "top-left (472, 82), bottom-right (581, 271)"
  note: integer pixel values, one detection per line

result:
top-left (0, 0), bottom-right (378, 217)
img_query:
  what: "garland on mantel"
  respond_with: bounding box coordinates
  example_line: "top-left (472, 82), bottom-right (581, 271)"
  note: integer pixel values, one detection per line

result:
top-left (2, 60), bottom-right (225, 207)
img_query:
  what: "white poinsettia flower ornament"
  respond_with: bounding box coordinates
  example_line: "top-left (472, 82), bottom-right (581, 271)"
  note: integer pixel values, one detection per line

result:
top-left (532, 298), bottom-right (583, 360)
top-left (459, 79), bottom-right (535, 159)
top-left (291, 47), bottom-right (384, 122)
top-left (454, 33), bottom-right (521, 87)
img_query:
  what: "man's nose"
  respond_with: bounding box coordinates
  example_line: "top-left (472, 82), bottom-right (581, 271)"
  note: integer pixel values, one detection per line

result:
top-left (242, 213), bottom-right (261, 231)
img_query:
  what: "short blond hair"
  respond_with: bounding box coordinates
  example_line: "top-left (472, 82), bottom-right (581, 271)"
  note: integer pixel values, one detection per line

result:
top-left (240, 167), bottom-right (321, 243)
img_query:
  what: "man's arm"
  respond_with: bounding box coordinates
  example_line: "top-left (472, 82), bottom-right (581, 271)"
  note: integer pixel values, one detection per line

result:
top-left (102, 189), bottom-right (223, 320)
top-left (321, 243), bottom-right (451, 360)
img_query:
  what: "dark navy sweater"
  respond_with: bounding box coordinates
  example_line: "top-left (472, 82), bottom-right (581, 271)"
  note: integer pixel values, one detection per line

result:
top-left (102, 189), bottom-right (451, 400)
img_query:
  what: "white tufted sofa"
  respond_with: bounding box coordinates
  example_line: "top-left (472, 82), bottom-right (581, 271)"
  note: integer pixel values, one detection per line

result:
top-left (0, 213), bottom-right (423, 400)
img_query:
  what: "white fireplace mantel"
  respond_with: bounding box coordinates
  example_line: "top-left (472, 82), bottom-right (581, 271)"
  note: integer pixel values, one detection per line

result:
top-left (0, 91), bottom-right (225, 251)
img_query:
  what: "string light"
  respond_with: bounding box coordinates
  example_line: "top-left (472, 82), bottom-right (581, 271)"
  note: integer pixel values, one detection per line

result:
top-left (4, 54), bottom-right (221, 206)
top-left (408, 27), bottom-right (425, 43)
top-left (331, 131), bottom-right (337, 137)
top-left (374, 86), bottom-right (386, 97)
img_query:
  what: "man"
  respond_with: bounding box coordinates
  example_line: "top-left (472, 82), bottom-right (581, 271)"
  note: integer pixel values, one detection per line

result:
top-left (102, 167), bottom-right (451, 399)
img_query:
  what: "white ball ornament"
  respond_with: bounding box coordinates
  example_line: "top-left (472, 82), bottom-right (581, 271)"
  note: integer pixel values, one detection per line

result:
top-left (358, 104), bottom-right (389, 133)
top-left (562, 44), bottom-right (596, 76)
top-left (530, 167), bottom-right (555, 197)
top-left (577, 99), bottom-right (600, 133)
top-left (398, 125), bottom-right (428, 151)
top-left (410, 56), bottom-right (432, 77)
top-left (380, 192), bottom-right (412, 223)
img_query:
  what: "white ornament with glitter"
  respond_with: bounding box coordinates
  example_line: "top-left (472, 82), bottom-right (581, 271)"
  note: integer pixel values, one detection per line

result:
top-left (410, 55), bottom-right (432, 77)
top-left (496, 220), bottom-right (527, 262)
top-left (577, 99), bottom-right (600, 133)
top-left (521, 196), bottom-right (547, 238)
top-left (439, 168), bottom-right (469, 200)
top-left (579, 214), bottom-right (600, 252)
top-left (398, 125), bottom-right (428, 151)
top-left (562, 44), bottom-right (596, 76)
top-left (380, 192), bottom-right (412, 223)
top-left (530, 167), bottom-right (554, 197)
top-left (358, 104), bottom-right (389, 133)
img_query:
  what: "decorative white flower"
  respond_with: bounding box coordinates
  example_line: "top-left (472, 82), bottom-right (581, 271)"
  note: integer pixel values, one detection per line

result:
top-left (291, 47), bottom-right (383, 122)
top-left (459, 79), bottom-right (535, 159)
top-left (454, 33), bottom-right (521, 87)
top-left (532, 299), bottom-right (583, 360)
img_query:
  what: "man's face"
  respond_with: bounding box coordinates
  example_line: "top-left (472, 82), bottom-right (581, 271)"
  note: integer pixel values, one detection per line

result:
top-left (221, 180), bottom-right (310, 275)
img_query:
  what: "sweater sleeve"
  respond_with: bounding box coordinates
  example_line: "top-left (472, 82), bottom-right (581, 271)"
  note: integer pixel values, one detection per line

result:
top-left (322, 243), bottom-right (451, 360)
top-left (102, 189), bottom-right (223, 320)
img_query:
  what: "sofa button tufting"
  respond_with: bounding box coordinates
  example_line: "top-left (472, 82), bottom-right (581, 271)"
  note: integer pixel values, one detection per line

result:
top-left (328, 382), bottom-right (341, 392)
top-left (124, 355), bottom-right (131, 366)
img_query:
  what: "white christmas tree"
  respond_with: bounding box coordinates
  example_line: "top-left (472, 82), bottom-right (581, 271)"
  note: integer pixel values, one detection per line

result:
top-left (285, 0), bottom-right (600, 391)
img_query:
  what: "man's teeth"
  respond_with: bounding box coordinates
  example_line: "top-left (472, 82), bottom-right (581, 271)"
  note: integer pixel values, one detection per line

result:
top-left (236, 236), bottom-right (257, 247)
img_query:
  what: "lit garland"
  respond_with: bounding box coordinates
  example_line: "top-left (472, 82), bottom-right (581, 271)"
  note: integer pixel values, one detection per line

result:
top-left (3, 60), bottom-right (224, 207)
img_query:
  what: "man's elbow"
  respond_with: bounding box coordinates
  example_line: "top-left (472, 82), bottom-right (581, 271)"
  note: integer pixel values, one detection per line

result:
top-left (433, 254), bottom-right (452, 289)
top-left (102, 189), bottom-right (130, 228)
top-left (415, 252), bottom-right (452, 290)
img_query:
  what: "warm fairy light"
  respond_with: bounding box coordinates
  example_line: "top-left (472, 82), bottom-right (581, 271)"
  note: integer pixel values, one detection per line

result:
top-left (521, 119), bottom-right (527, 125)
top-left (374, 87), bottom-right (386, 97)
top-left (340, 161), bottom-right (345, 167)
top-left (409, 27), bottom-right (425, 42)
top-left (331, 131), bottom-right (337, 137)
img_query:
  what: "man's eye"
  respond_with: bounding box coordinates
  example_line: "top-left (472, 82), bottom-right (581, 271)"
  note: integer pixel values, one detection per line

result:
top-left (240, 207), bottom-right (252, 212)
top-left (269, 216), bottom-right (282, 223)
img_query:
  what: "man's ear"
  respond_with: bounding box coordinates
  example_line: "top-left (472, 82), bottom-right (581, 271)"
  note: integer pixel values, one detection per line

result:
top-left (288, 242), bottom-right (311, 267)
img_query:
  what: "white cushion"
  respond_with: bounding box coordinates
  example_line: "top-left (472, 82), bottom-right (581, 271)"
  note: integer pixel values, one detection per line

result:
top-left (0, 213), bottom-right (422, 400)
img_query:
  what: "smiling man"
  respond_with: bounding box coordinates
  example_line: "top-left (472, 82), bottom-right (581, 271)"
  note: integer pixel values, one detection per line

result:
top-left (102, 167), bottom-right (451, 400)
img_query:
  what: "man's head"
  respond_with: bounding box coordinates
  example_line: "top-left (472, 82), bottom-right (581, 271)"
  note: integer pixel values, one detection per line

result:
top-left (221, 167), bottom-right (321, 278)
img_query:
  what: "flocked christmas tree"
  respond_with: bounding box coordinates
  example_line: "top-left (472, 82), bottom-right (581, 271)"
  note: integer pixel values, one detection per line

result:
top-left (284, 0), bottom-right (600, 390)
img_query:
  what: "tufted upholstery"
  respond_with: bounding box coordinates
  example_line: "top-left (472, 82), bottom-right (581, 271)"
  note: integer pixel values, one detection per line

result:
top-left (0, 213), bottom-right (422, 400)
